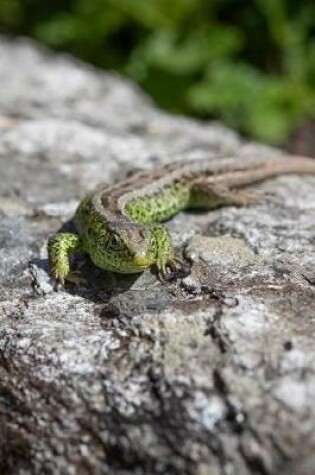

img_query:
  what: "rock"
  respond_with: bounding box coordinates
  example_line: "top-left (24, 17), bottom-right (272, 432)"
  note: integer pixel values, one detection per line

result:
top-left (185, 235), bottom-right (259, 267)
top-left (0, 36), bottom-right (315, 475)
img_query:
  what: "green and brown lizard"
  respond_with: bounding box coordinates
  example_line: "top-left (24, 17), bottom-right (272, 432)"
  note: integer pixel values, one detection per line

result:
top-left (48, 155), bottom-right (315, 284)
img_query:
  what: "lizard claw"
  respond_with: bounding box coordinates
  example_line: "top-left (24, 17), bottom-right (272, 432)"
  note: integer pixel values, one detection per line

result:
top-left (65, 271), bottom-right (87, 286)
top-left (157, 255), bottom-right (189, 281)
top-left (52, 269), bottom-right (86, 287)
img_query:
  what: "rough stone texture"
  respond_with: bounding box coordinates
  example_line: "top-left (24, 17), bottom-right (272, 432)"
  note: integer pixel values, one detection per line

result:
top-left (0, 36), bottom-right (314, 475)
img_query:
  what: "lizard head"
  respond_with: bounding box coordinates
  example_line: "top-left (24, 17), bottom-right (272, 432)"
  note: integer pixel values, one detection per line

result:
top-left (105, 220), bottom-right (156, 273)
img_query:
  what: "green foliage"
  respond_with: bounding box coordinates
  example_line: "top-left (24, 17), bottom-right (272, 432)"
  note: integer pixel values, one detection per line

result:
top-left (0, 0), bottom-right (314, 144)
top-left (188, 60), bottom-right (314, 143)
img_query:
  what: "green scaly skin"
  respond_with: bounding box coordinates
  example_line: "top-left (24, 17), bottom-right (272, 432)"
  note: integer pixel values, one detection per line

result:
top-left (48, 155), bottom-right (315, 284)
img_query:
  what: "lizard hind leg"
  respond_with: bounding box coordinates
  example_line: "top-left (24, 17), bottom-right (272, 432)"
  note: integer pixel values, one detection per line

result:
top-left (189, 181), bottom-right (263, 209)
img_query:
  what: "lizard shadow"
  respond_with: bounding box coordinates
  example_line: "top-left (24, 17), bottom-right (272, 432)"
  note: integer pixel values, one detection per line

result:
top-left (59, 258), bottom-right (187, 305)
top-left (33, 253), bottom-right (142, 302)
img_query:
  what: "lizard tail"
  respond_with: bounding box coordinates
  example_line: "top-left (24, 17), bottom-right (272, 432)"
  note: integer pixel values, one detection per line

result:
top-left (220, 155), bottom-right (315, 188)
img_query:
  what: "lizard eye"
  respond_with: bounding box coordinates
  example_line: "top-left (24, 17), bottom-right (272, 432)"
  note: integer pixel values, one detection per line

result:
top-left (139, 229), bottom-right (147, 239)
top-left (109, 237), bottom-right (122, 251)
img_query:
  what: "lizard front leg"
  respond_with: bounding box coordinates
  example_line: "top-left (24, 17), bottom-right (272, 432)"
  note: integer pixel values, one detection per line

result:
top-left (48, 232), bottom-right (84, 284)
top-left (149, 223), bottom-right (185, 280)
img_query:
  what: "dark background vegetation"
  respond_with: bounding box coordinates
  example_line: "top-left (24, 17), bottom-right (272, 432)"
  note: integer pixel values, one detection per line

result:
top-left (1, 0), bottom-right (314, 147)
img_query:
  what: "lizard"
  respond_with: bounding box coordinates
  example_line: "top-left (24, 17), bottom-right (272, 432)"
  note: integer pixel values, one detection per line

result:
top-left (48, 154), bottom-right (315, 284)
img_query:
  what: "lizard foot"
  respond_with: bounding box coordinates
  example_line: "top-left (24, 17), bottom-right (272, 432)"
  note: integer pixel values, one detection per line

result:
top-left (65, 271), bottom-right (87, 286)
top-left (52, 270), bottom-right (86, 289)
top-left (157, 255), bottom-right (189, 281)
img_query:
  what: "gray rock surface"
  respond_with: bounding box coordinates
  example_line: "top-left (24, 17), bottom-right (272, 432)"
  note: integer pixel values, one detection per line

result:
top-left (0, 36), bottom-right (314, 475)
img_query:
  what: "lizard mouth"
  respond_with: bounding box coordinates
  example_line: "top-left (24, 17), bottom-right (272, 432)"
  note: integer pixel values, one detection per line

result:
top-left (132, 254), bottom-right (152, 269)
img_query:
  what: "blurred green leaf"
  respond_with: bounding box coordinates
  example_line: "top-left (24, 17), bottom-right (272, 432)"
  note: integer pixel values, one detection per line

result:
top-left (0, 0), bottom-right (22, 28)
top-left (188, 61), bottom-right (315, 143)
top-left (127, 26), bottom-right (242, 78)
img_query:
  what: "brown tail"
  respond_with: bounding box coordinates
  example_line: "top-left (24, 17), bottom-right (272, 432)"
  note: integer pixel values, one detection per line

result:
top-left (218, 155), bottom-right (315, 188)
